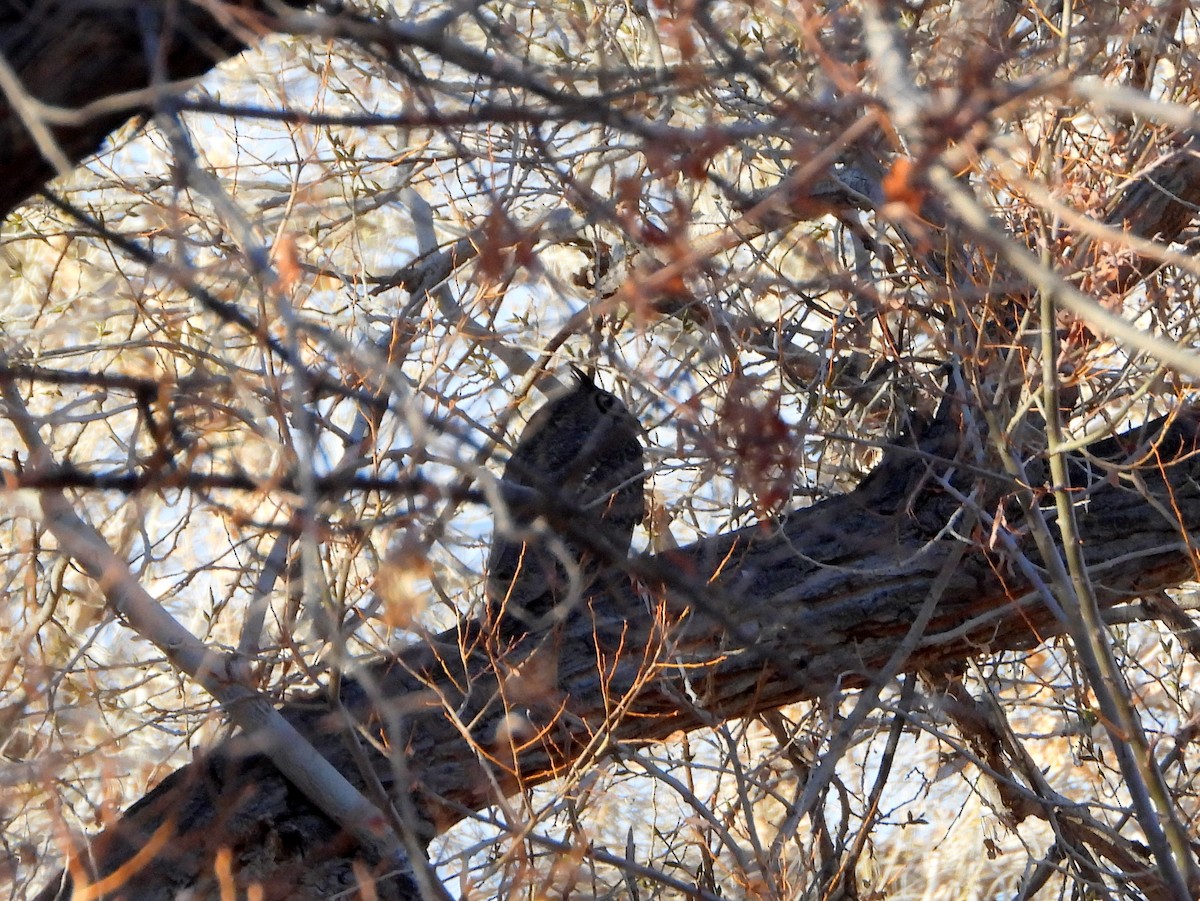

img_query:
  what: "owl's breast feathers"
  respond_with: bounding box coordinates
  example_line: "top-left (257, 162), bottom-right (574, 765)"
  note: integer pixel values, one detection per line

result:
top-left (486, 371), bottom-right (646, 631)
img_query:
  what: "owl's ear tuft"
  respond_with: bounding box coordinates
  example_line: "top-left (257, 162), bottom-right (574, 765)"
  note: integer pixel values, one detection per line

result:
top-left (569, 364), bottom-right (596, 389)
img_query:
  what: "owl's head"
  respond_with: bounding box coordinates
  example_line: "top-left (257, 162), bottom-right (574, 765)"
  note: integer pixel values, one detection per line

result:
top-left (506, 366), bottom-right (644, 472)
top-left (569, 364), bottom-right (619, 411)
top-left (565, 365), bottom-right (643, 433)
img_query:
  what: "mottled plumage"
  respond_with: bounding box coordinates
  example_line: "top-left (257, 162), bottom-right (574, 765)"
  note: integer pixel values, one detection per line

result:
top-left (487, 369), bottom-right (645, 632)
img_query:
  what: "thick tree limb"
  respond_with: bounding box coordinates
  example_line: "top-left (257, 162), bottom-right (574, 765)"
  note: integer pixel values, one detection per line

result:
top-left (12, 7), bottom-right (1200, 898)
top-left (0, 0), bottom-right (305, 219)
top-left (39, 408), bottom-right (1200, 899)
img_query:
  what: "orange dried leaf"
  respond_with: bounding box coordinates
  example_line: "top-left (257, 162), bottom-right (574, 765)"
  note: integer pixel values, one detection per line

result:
top-left (883, 157), bottom-right (926, 212)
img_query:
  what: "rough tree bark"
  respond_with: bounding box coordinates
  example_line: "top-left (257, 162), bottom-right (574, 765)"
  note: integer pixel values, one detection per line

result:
top-left (34, 405), bottom-right (1200, 900)
top-left (10, 5), bottom-right (1200, 901)
top-left (0, 0), bottom-right (303, 219)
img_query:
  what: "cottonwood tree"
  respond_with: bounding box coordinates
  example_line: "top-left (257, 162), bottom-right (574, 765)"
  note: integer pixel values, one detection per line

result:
top-left (3, 2), bottom-right (1200, 899)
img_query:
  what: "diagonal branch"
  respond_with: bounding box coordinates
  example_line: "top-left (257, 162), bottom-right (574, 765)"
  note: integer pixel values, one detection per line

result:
top-left (41, 403), bottom-right (1200, 898)
top-left (0, 0), bottom-right (310, 218)
top-left (1, 378), bottom-right (409, 882)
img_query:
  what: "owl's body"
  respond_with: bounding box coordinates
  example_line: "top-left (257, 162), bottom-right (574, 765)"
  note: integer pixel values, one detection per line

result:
top-left (487, 370), bottom-right (645, 632)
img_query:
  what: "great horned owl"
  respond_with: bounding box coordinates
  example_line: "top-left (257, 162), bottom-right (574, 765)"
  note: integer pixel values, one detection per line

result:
top-left (487, 368), bottom-right (645, 633)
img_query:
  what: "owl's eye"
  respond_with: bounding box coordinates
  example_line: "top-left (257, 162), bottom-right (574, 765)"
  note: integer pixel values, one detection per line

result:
top-left (594, 391), bottom-right (618, 413)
